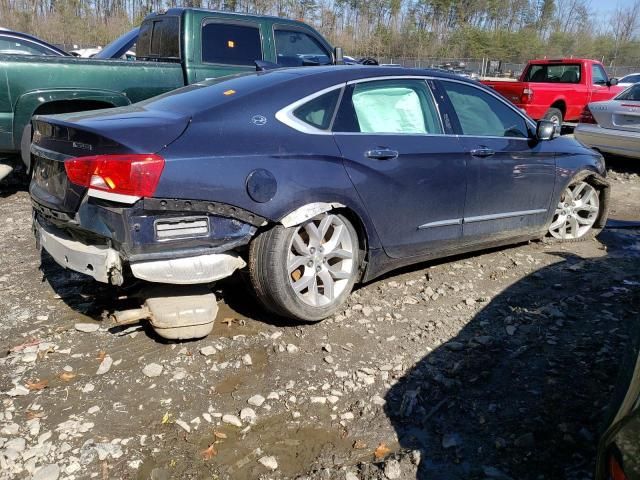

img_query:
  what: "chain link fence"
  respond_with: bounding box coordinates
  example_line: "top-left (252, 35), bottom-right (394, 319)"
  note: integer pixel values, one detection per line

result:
top-left (373, 57), bottom-right (639, 79)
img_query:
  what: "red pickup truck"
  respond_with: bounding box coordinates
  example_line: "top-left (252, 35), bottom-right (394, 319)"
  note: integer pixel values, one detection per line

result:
top-left (482, 58), bottom-right (624, 125)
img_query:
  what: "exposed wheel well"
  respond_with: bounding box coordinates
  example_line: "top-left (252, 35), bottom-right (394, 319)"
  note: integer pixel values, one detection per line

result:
top-left (549, 101), bottom-right (566, 116)
top-left (33, 99), bottom-right (115, 116)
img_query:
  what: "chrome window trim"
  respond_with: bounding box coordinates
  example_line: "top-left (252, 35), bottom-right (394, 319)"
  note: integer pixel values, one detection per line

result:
top-left (277, 74), bottom-right (536, 139)
top-left (275, 84), bottom-right (345, 135)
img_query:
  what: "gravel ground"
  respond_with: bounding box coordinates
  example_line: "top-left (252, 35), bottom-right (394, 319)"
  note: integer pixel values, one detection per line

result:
top-left (0, 159), bottom-right (639, 480)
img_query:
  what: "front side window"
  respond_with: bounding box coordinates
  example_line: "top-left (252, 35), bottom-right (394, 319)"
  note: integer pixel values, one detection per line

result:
top-left (274, 29), bottom-right (331, 66)
top-left (442, 81), bottom-right (529, 138)
top-left (524, 64), bottom-right (581, 83)
top-left (617, 84), bottom-right (640, 101)
top-left (334, 80), bottom-right (443, 134)
top-left (592, 64), bottom-right (608, 85)
top-left (293, 89), bottom-right (341, 130)
top-left (202, 22), bottom-right (262, 65)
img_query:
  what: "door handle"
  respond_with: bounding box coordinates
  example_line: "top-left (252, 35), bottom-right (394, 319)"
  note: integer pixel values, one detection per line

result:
top-left (365, 149), bottom-right (399, 160)
top-left (470, 148), bottom-right (495, 158)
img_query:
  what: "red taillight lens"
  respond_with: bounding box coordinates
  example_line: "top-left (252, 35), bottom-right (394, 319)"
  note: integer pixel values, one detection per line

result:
top-left (609, 453), bottom-right (628, 480)
top-left (65, 154), bottom-right (165, 197)
top-left (520, 87), bottom-right (534, 104)
top-left (579, 105), bottom-right (597, 124)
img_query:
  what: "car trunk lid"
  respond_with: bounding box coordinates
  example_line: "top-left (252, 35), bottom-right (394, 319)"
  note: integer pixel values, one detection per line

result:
top-left (30, 109), bottom-right (190, 214)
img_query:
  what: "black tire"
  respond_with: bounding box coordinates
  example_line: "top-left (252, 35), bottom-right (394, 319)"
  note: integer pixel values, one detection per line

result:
top-left (20, 124), bottom-right (32, 173)
top-left (249, 213), bottom-right (361, 322)
top-left (545, 178), bottom-right (607, 243)
top-left (543, 107), bottom-right (563, 126)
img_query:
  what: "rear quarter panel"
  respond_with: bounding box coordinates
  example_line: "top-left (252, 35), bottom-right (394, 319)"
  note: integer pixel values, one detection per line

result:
top-left (153, 91), bottom-right (381, 250)
top-left (1, 54), bottom-right (184, 151)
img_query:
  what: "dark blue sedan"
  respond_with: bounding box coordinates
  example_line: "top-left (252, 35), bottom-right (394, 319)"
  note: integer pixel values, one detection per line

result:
top-left (29, 66), bottom-right (609, 323)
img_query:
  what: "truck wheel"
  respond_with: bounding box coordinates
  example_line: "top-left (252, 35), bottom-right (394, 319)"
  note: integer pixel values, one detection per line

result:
top-left (20, 125), bottom-right (32, 174)
top-left (248, 212), bottom-right (361, 322)
top-left (543, 108), bottom-right (563, 127)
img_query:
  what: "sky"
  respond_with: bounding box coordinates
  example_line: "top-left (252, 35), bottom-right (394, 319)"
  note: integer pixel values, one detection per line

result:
top-left (591, 0), bottom-right (637, 16)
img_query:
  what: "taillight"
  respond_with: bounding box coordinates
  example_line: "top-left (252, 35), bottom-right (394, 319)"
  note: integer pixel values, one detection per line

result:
top-left (609, 453), bottom-right (628, 480)
top-left (579, 105), bottom-right (597, 124)
top-left (521, 87), bottom-right (534, 104)
top-left (65, 154), bottom-right (165, 198)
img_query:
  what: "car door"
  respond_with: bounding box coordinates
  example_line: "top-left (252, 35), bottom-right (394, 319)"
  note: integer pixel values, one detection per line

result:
top-left (436, 79), bottom-right (556, 243)
top-left (332, 77), bottom-right (467, 259)
top-left (590, 63), bottom-right (617, 104)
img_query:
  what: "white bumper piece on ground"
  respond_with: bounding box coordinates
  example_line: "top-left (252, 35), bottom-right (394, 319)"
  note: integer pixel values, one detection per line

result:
top-left (36, 220), bottom-right (246, 285)
top-left (575, 124), bottom-right (640, 160)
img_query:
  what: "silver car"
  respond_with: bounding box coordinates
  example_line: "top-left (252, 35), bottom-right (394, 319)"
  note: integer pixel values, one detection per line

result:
top-left (575, 83), bottom-right (640, 159)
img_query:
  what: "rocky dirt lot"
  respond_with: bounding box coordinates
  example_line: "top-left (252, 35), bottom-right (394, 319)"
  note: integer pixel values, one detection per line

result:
top-left (0, 160), bottom-right (639, 480)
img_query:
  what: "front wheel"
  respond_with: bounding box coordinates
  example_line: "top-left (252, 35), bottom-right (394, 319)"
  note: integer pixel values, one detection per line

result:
top-left (547, 180), bottom-right (603, 241)
top-left (249, 212), bottom-right (361, 322)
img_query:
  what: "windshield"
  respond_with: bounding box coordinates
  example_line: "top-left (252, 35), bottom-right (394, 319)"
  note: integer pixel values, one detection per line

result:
top-left (94, 27), bottom-right (139, 59)
top-left (616, 84), bottom-right (640, 101)
top-left (620, 74), bottom-right (640, 84)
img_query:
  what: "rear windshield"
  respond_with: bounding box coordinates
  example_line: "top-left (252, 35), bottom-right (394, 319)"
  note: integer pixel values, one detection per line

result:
top-left (616, 84), bottom-right (640, 101)
top-left (524, 64), bottom-right (581, 83)
top-left (137, 16), bottom-right (180, 61)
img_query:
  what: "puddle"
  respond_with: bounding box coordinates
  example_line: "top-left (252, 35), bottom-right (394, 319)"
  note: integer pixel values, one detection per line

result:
top-left (195, 414), bottom-right (358, 479)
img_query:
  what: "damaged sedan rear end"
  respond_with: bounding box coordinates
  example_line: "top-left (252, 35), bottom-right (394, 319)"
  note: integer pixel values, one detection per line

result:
top-left (30, 66), bottom-right (609, 339)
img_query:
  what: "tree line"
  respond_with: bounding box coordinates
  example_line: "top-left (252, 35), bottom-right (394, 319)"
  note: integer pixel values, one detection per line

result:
top-left (1, 0), bottom-right (639, 68)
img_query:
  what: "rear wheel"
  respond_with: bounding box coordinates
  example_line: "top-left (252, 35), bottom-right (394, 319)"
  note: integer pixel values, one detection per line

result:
top-left (249, 212), bottom-right (360, 322)
top-left (548, 180), bottom-right (603, 241)
top-left (543, 107), bottom-right (563, 127)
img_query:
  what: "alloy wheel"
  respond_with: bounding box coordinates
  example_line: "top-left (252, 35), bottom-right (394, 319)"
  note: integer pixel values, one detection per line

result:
top-left (287, 214), bottom-right (355, 307)
top-left (548, 181), bottom-right (600, 240)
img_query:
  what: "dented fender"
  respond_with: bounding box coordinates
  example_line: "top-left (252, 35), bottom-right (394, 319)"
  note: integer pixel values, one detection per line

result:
top-left (279, 202), bottom-right (346, 228)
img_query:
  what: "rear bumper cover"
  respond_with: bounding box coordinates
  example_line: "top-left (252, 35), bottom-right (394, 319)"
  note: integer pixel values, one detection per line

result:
top-left (36, 218), bottom-right (122, 284)
top-left (36, 218), bottom-right (247, 285)
top-left (575, 124), bottom-right (640, 159)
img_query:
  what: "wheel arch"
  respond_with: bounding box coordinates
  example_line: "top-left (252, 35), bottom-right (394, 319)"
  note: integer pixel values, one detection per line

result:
top-left (275, 201), bottom-right (374, 280)
top-left (549, 99), bottom-right (567, 117)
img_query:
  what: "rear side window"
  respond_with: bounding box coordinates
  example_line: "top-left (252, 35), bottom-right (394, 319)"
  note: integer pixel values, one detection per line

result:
top-left (274, 29), bottom-right (331, 66)
top-left (334, 80), bottom-right (443, 134)
top-left (293, 89), bottom-right (341, 130)
top-left (137, 17), bottom-right (180, 60)
top-left (525, 64), bottom-right (581, 83)
top-left (617, 84), bottom-right (640, 101)
top-left (202, 22), bottom-right (262, 65)
top-left (592, 64), bottom-right (608, 85)
top-left (0, 37), bottom-right (52, 55)
top-left (441, 81), bottom-right (529, 138)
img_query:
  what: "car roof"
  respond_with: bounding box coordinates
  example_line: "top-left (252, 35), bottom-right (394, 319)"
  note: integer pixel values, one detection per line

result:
top-left (146, 7), bottom-right (314, 27)
top-left (251, 65), bottom-right (476, 84)
top-left (0, 29), bottom-right (69, 55)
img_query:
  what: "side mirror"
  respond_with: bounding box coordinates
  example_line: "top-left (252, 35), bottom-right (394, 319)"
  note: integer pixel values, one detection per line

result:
top-left (536, 120), bottom-right (558, 141)
top-left (608, 77), bottom-right (619, 87)
top-left (334, 47), bottom-right (344, 65)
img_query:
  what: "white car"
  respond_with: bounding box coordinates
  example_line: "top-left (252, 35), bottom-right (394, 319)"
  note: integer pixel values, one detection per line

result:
top-left (618, 73), bottom-right (640, 88)
top-left (575, 83), bottom-right (640, 159)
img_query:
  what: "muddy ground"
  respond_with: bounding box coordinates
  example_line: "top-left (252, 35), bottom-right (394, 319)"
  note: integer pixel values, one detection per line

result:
top-left (0, 157), bottom-right (639, 480)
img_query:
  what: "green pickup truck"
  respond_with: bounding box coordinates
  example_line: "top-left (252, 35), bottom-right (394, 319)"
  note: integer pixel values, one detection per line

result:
top-left (0, 8), bottom-right (338, 181)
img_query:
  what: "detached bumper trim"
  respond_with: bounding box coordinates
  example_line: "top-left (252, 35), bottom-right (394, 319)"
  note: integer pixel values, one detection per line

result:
top-left (36, 220), bottom-right (122, 284)
top-left (575, 124), bottom-right (640, 159)
top-left (130, 253), bottom-right (246, 285)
